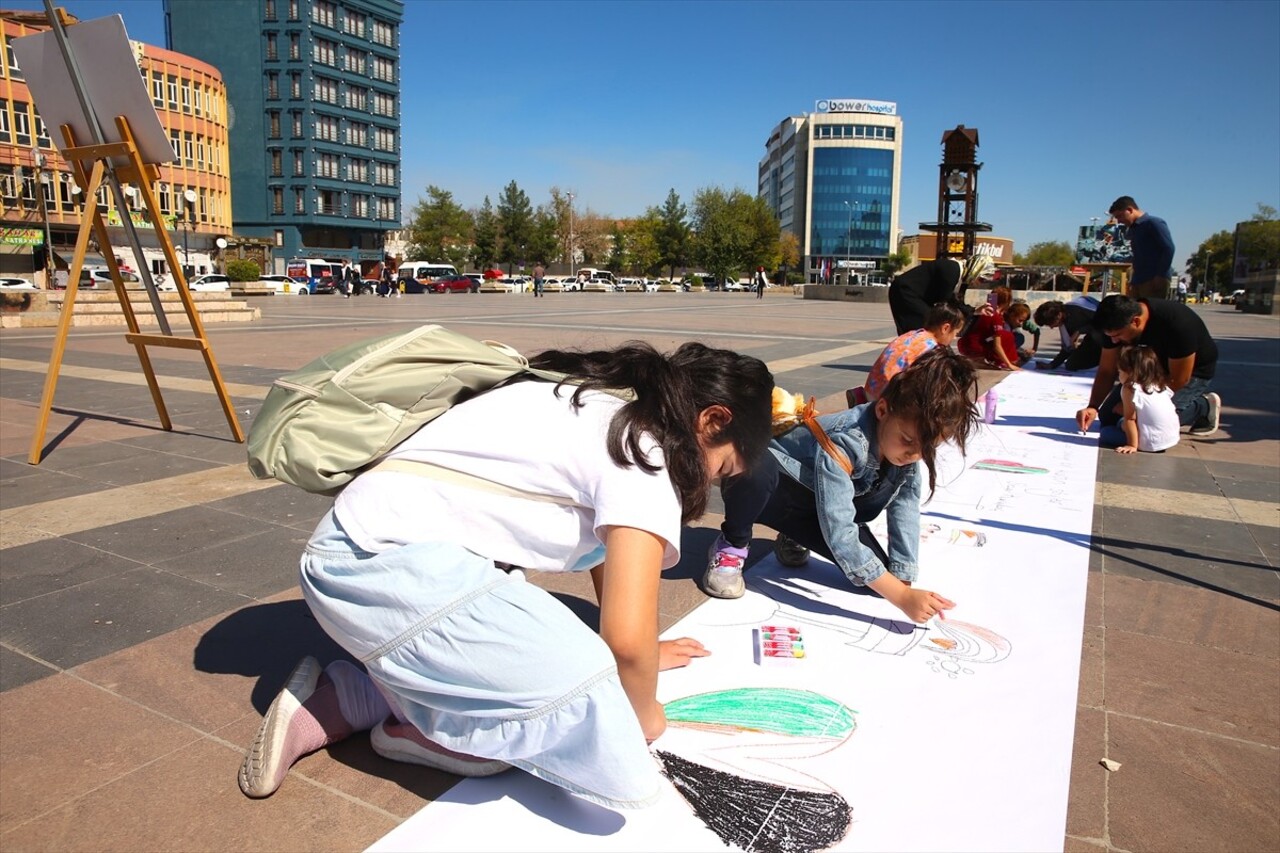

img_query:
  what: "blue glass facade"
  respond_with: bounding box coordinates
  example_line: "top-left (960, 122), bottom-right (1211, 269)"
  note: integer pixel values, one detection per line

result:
top-left (810, 148), bottom-right (894, 258)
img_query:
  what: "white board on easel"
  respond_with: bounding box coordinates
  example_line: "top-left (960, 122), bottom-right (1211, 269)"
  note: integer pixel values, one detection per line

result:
top-left (12, 14), bottom-right (174, 166)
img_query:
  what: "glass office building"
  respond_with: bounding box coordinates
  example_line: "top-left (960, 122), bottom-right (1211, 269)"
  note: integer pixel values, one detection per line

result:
top-left (759, 101), bottom-right (903, 284)
top-left (166, 0), bottom-right (404, 273)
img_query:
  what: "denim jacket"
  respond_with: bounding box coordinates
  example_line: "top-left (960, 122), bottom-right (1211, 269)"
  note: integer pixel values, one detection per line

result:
top-left (769, 402), bottom-right (921, 586)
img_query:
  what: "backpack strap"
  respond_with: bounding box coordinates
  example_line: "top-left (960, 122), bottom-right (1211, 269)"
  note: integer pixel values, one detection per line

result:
top-left (800, 397), bottom-right (854, 477)
top-left (368, 459), bottom-right (586, 507)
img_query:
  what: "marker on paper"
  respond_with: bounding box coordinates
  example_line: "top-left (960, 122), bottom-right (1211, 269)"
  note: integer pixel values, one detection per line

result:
top-left (755, 625), bottom-right (805, 664)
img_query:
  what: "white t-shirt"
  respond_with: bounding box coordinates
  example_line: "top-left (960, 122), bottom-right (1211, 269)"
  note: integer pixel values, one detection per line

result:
top-left (1131, 384), bottom-right (1180, 452)
top-left (335, 381), bottom-right (683, 571)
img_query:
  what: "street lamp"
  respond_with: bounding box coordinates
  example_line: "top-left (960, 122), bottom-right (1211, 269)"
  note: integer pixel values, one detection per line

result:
top-left (180, 188), bottom-right (197, 275)
top-left (566, 192), bottom-right (575, 282)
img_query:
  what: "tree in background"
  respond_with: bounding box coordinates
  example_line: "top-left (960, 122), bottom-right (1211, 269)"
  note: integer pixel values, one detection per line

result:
top-left (690, 188), bottom-right (778, 288)
top-left (776, 232), bottom-right (801, 283)
top-left (226, 258), bottom-right (262, 282)
top-left (1186, 230), bottom-right (1235, 296)
top-left (573, 210), bottom-right (613, 266)
top-left (471, 197), bottom-right (499, 270)
top-left (545, 188), bottom-right (575, 267)
top-left (882, 244), bottom-right (913, 278)
top-left (1234, 203), bottom-right (1280, 273)
top-left (496, 180), bottom-right (535, 272)
top-left (606, 220), bottom-right (629, 272)
top-left (407, 186), bottom-right (473, 270)
top-left (1013, 240), bottom-right (1075, 267)
top-left (527, 206), bottom-right (559, 268)
top-left (628, 211), bottom-right (662, 275)
top-left (655, 189), bottom-right (691, 280)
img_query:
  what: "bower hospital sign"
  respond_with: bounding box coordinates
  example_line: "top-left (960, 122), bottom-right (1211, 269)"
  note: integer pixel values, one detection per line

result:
top-left (816, 98), bottom-right (898, 116)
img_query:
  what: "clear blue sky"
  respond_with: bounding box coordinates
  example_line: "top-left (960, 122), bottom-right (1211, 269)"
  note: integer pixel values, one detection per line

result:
top-left (12, 0), bottom-right (1279, 271)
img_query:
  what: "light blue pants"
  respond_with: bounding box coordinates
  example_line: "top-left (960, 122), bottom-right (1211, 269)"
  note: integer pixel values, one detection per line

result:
top-left (299, 509), bottom-right (662, 810)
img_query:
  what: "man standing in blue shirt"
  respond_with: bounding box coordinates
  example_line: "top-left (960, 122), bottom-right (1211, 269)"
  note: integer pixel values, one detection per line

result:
top-left (1110, 196), bottom-right (1175, 299)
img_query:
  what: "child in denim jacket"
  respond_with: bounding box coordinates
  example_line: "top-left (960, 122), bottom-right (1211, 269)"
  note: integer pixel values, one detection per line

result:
top-left (704, 348), bottom-right (980, 624)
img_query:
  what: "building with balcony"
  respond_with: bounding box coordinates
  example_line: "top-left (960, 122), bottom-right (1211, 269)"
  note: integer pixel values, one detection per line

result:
top-left (2, 9), bottom-right (232, 284)
top-left (165, 0), bottom-right (404, 274)
top-left (759, 99), bottom-right (903, 285)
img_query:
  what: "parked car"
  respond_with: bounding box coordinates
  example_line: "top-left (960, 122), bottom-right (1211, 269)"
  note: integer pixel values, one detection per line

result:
top-left (188, 273), bottom-right (231, 292)
top-left (723, 278), bottom-right (747, 292)
top-left (1227, 289), bottom-right (1246, 306)
top-left (463, 273), bottom-right (485, 290)
top-left (356, 278), bottom-right (380, 296)
top-left (430, 274), bottom-right (479, 294)
top-left (619, 277), bottom-right (646, 292)
top-left (0, 276), bottom-right (37, 290)
top-left (74, 267), bottom-right (142, 289)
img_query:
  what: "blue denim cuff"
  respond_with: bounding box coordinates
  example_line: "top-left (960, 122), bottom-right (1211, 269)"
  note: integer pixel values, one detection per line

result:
top-left (843, 558), bottom-right (885, 587)
top-left (889, 562), bottom-right (918, 584)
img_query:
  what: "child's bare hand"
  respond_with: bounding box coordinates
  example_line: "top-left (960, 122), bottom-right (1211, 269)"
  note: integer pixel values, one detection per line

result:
top-left (1116, 445), bottom-right (1137, 454)
top-left (896, 588), bottom-right (956, 623)
top-left (641, 703), bottom-right (667, 743)
top-left (659, 637), bottom-right (710, 670)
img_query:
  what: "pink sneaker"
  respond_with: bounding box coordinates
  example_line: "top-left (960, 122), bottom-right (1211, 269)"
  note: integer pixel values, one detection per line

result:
top-left (370, 718), bottom-right (510, 777)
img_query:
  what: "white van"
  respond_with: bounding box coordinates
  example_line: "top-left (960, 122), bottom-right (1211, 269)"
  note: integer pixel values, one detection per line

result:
top-left (397, 262), bottom-right (458, 294)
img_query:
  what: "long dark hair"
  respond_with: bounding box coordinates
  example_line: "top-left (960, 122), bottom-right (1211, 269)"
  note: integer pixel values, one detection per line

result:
top-left (1118, 344), bottom-right (1169, 394)
top-left (528, 342), bottom-right (774, 523)
top-left (878, 347), bottom-right (979, 498)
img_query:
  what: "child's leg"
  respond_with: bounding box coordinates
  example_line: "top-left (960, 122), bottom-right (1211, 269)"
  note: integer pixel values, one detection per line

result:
top-left (1097, 385), bottom-right (1124, 427)
top-left (719, 452), bottom-right (780, 548)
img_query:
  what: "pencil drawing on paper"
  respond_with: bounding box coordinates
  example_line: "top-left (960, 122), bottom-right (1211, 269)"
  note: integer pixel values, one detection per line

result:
top-left (657, 688), bottom-right (856, 853)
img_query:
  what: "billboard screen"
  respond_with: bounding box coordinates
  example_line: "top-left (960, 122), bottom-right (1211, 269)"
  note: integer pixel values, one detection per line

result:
top-left (1075, 223), bottom-right (1132, 265)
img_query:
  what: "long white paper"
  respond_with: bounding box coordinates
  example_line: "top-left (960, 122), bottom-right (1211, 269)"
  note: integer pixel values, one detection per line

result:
top-left (370, 371), bottom-right (1098, 853)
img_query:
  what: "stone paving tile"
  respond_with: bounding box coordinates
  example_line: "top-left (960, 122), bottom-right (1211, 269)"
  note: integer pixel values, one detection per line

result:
top-left (1077, 626), bottom-right (1105, 708)
top-left (1106, 714), bottom-right (1280, 853)
top-left (62, 504), bottom-right (276, 565)
top-left (1097, 531), bottom-right (1280, 604)
top-left (1065, 707), bottom-right (1107, 841)
top-left (203, 482), bottom-right (335, 528)
top-left (0, 674), bottom-right (202, 832)
top-left (1103, 574), bottom-right (1280, 657)
top-left (1096, 452), bottom-right (1224, 493)
top-left (0, 536), bottom-right (145, 606)
top-left (0, 645), bottom-right (57, 692)
top-left (1105, 629), bottom-right (1280, 746)
top-left (1247, 520), bottom-right (1280, 564)
top-left (0, 465), bottom-right (112, 509)
top-left (56, 450), bottom-right (224, 488)
top-left (152, 525), bottom-right (310, 599)
top-left (1099, 505), bottom-right (1264, 557)
top-left (0, 736), bottom-right (397, 853)
top-left (1, 567), bottom-right (251, 670)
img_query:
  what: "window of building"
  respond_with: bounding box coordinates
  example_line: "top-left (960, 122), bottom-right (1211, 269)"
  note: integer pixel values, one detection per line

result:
top-left (316, 114), bottom-right (340, 142)
top-left (196, 138), bottom-right (206, 168)
top-left (267, 72), bottom-right (279, 99)
top-left (184, 132), bottom-right (194, 167)
top-left (156, 182), bottom-right (171, 214)
top-left (169, 129), bottom-right (181, 159)
top-left (345, 11), bottom-right (366, 37)
top-left (808, 147), bottom-right (895, 257)
top-left (372, 20), bottom-right (394, 47)
top-left (373, 91), bottom-right (395, 117)
top-left (266, 33), bottom-right (278, 61)
top-left (272, 186), bottom-right (284, 214)
top-left (288, 0), bottom-right (299, 21)
top-left (289, 32), bottom-right (300, 60)
top-left (377, 196), bottom-right (396, 220)
top-left (293, 150), bottom-right (304, 176)
top-left (294, 188), bottom-right (305, 213)
top-left (317, 152), bottom-right (340, 179)
top-left (290, 72), bottom-right (301, 99)
top-left (291, 112), bottom-right (302, 137)
top-left (151, 72), bottom-right (165, 108)
top-left (13, 101), bottom-right (31, 147)
top-left (167, 75), bottom-right (178, 109)
top-left (0, 100), bottom-right (9, 144)
top-left (345, 50), bottom-right (366, 75)
top-left (318, 189), bottom-right (340, 214)
top-left (270, 149), bottom-right (283, 177)
top-left (268, 111), bottom-right (281, 138)
top-left (0, 166), bottom-right (16, 202)
top-left (351, 193), bottom-right (368, 218)
top-left (181, 80), bottom-right (192, 113)
top-left (5, 36), bottom-right (23, 80)
top-left (312, 0), bottom-right (336, 28)
top-left (372, 56), bottom-right (395, 83)
top-left (34, 114), bottom-right (51, 148)
top-left (314, 38), bottom-right (337, 67)
top-left (348, 122), bottom-right (368, 146)
top-left (346, 87), bottom-right (367, 111)
top-left (193, 82), bottom-right (203, 117)
top-left (265, 0), bottom-right (276, 21)
top-left (348, 157), bottom-right (367, 182)
top-left (315, 76), bottom-right (338, 104)
top-left (375, 161), bottom-right (395, 185)
top-left (374, 126), bottom-right (395, 152)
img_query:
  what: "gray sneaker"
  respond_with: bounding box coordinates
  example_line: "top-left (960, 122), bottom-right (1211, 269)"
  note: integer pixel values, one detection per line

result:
top-left (703, 535), bottom-right (747, 599)
top-left (1189, 392), bottom-right (1221, 436)
top-left (773, 534), bottom-right (811, 568)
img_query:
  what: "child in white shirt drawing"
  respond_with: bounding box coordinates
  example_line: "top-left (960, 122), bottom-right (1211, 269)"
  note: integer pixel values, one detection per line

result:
top-left (1101, 344), bottom-right (1180, 454)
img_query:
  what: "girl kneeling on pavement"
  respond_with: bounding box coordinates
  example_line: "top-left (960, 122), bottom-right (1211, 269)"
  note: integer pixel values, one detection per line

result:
top-left (239, 342), bottom-right (773, 809)
top-left (703, 347), bottom-right (980, 625)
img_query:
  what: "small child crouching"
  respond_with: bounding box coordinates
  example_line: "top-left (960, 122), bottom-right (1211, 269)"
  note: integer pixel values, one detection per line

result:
top-left (1100, 344), bottom-right (1180, 454)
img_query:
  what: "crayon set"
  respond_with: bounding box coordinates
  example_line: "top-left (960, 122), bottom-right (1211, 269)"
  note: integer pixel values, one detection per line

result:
top-left (755, 624), bottom-right (805, 665)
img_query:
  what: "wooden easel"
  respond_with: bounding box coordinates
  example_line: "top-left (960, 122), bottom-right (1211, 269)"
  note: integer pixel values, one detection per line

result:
top-left (1079, 263), bottom-right (1131, 297)
top-left (27, 116), bottom-right (244, 464)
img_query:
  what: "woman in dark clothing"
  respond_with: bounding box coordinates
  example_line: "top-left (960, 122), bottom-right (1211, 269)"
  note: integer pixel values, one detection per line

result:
top-left (888, 256), bottom-right (993, 335)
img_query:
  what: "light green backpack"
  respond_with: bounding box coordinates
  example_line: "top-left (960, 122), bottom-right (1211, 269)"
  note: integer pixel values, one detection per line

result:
top-left (246, 324), bottom-right (568, 495)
